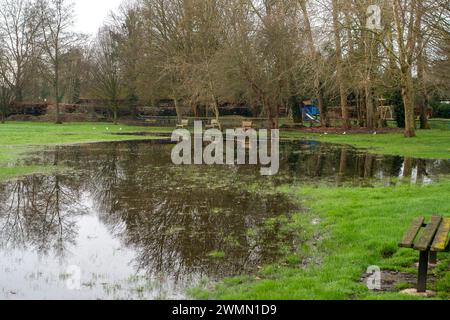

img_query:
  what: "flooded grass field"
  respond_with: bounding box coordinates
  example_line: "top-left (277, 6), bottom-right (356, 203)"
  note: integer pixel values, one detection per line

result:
top-left (1, 139), bottom-right (449, 299)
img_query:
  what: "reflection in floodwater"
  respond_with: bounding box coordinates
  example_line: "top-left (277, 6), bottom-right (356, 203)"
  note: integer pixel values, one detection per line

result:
top-left (0, 174), bottom-right (85, 256)
top-left (0, 140), bottom-right (449, 299)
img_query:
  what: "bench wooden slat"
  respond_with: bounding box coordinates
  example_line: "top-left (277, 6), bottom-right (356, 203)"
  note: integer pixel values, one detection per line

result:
top-left (431, 217), bottom-right (450, 252)
top-left (414, 216), bottom-right (443, 251)
top-left (242, 121), bottom-right (253, 129)
top-left (399, 217), bottom-right (425, 248)
top-left (176, 120), bottom-right (189, 128)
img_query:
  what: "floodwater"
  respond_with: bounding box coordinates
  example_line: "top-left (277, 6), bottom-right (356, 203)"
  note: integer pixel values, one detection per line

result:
top-left (0, 139), bottom-right (449, 300)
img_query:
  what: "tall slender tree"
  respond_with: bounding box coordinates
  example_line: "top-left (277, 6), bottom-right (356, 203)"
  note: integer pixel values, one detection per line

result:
top-left (39, 0), bottom-right (80, 124)
top-left (89, 27), bottom-right (124, 125)
top-left (0, 0), bottom-right (41, 102)
top-left (332, 0), bottom-right (350, 129)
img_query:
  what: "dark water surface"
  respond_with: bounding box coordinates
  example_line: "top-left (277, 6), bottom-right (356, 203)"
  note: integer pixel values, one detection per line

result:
top-left (1, 140), bottom-right (449, 299)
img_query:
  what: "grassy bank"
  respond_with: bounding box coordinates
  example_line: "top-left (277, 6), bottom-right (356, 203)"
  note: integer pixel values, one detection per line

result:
top-left (194, 124), bottom-right (450, 299)
top-left (193, 181), bottom-right (450, 300)
top-left (283, 129), bottom-right (450, 160)
top-left (0, 122), bottom-right (171, 181)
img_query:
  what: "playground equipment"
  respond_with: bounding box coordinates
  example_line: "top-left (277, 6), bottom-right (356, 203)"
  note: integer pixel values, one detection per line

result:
top-left (378, 105), bottom-right (395, 121)
top-left (377, 98), bottom-right (395, 122)
top-left (303, 100), bottom-right (321, 125)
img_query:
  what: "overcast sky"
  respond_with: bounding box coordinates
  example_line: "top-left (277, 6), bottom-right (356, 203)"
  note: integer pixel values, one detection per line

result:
top-left (73, 0), bottom-right (124, 36)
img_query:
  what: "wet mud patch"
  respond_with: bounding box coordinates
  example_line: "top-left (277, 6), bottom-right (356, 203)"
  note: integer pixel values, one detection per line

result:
top-left (361, 270), bottom-right (437, 292)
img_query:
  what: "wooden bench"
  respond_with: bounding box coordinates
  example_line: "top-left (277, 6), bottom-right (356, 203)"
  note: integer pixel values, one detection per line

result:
top-left (241, 121), bottom-right (253, 131)
top-left (399, 216), bottom-right (450, 292)
top-left (144, 119), bottom-right (158, 124)
top-left (176, 119), bottom-right (189, 129)
top-left (205, 119), bottom-right (221, 130)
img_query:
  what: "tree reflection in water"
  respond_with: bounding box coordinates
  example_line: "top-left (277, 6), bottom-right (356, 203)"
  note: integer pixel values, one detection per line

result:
top-left (76, 142), bottom-right (299, 281)
top-left (0, 173), bottom-right (86, 258)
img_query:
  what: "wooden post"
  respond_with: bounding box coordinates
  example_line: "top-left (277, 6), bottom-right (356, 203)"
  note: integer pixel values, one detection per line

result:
top-left (430, 251), bottom-right (437, 265)
top-left (418, 250), bottom-right (429, 293)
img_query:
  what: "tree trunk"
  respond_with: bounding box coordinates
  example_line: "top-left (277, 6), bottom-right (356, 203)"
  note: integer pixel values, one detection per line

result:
top-left (364, 29), bottom-right (377, 130)
top-left (332, 0), bottom-right (350, 129)
top-left (263, 97), bottom-right (275, 129)
top-left (300, 0), bottom-right (326, 127)
top-left (403, 157), bottom-right (413, 178)
top-left (275, 105), bottom-right (280, 129)
top-left (364, 154), bottom-right (374, 178)
top-left (417, 43), bottom-right (430, 130)
top-left (401, 69), bottom-right (416, 137)
top-left (173, 96), bottom-right (182, 123)
top-left (191, 101), bottom-right (198, 118)
top-left (55, 66), bottom-right (62, 124)
top-left (211, 95), bottom-right (220, 123)
top-left (416, 2), bottom-right (429, 130)
top-left (392, 0), bottom-right (417, 138)
top-left (365, 81), bottom-right (375, 129)
top-left (337, 148), bottom-right (348, 185)
top-left (356, 90), bottom-right (365, 127)
top-left (113, 103), bottom-right (118, 125)
top-left (55, 94), bottom-right (62, 124)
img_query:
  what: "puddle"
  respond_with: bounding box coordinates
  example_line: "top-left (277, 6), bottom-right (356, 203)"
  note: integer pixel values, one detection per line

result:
top-left (0, 140), bottom-right (449, 299)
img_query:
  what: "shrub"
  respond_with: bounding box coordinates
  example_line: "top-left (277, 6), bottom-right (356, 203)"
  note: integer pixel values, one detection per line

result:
top-left (289, 96), bottom-right (303, 123)
top-left (388, 90), bottom-right (405, 128)
top-left (432, 102), bottom-right (450, 119)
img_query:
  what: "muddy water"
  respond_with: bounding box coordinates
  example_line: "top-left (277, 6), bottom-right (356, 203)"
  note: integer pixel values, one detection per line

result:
top-left (0, 140), bottom-right (449, 300)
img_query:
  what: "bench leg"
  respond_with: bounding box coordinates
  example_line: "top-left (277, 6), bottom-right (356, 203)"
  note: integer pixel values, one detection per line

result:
top-left (418, 250), bottom-right (429, 293)
top-left (429, 251), bottom-right (437, 265)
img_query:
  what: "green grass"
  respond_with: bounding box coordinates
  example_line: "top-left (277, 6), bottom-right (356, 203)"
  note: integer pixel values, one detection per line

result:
top-left (208, 250), bottom-right (227, 259)
top-left (282, 129), bottom-right (450, 160)
top-left (0, 122), bottom-right (171, 181)
top-left (192, 181), bottom-right (450, 300)
top-left (428, 119), bottom-right (450, 131)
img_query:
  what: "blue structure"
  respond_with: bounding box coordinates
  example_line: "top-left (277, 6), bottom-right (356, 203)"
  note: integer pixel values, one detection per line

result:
top-left (303, 100), bottom-right (320, 122)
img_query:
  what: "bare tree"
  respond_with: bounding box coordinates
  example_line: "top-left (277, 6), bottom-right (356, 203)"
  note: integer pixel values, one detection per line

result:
top-left (109, 3), bottom-right (144, 109)
top-left (0, 0), bottom-right (447, 134)
top-left (38, 0), bottom-right (80, 124)
top-left (89, 27), bottom-right (124, 125)
top-left (332, 0), bottom-right (350, 129)
top-left (299, 0), bottom-right (326, 126)
top-left (0, 0), bottom-right (41, 103)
